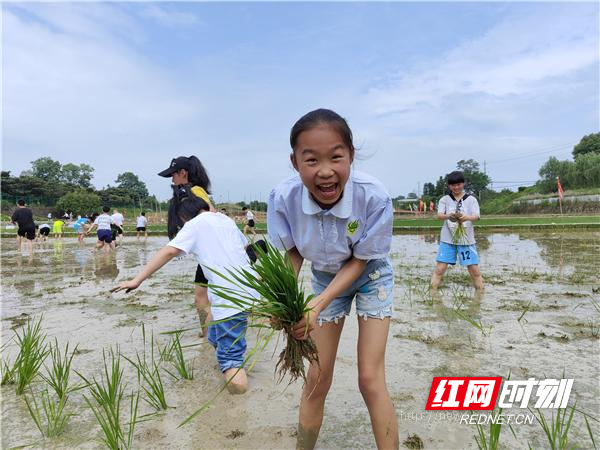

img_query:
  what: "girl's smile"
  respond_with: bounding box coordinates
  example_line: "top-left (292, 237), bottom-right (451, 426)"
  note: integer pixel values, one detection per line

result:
top-left (291, 124), bottom-right (353, 209)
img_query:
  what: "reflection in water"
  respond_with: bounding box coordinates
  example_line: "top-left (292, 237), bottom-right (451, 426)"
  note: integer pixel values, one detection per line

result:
top-left (527, 230), bottom-right (600, 278)
top-left (94, 254), bottom-right (120, 281)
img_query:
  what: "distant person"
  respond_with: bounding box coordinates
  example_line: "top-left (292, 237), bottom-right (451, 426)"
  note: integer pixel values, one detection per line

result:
top-left (136, 212), bottom-right (148, 240)
top-left (220, 208), bottom-right (228, 216)
top-left (431, 171), bottom-right (484, 290)
top-left (242, 206), bottom-right (257, 240)
top-left (158, 155), bottom-right (215, 337)
top-left (38, 223), bottom-right (51, 242)
top-left (73, 216), bottom-right (90, 243)
top-left (86, 206), bottom-right (116, 253)
top-left (11, 199), bottom-right (36, 254)
top-left (47, 212), bottom-right (52, 221)
top-left (111, 209), bottom-right (125, 243)
top-left (52, 218), bottom-right (65, 239)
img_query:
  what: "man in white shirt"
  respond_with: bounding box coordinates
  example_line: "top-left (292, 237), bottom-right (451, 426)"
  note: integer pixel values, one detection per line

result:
top-left (242, 206), bottom-right (257, 240)
top-left (111, 209), bottom-right (125, 242)
top-left (136, 212), bottom-right (148, 240)
top-left (431, 171), bottom-right (484, 290)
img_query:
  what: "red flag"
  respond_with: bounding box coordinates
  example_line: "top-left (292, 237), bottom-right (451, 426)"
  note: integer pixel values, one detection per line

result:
top-left (419, 200), bottom-right (424, 211)
top-left (557, 177), bottom-right (564, 200)
top-left (430, 201), bottom-right (435, 212)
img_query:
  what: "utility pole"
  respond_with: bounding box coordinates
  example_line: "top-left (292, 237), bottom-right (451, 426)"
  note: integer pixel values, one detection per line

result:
top-left (483, 160), bottom-right (487, 174)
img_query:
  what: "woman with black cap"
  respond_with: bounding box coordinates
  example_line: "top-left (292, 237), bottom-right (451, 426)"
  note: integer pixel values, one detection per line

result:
top-left (158, 156), bottom-right (215, 336)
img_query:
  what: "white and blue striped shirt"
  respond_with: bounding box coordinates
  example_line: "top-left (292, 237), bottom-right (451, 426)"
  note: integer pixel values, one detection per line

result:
top-left (268, 171), bottom-right (393, 273)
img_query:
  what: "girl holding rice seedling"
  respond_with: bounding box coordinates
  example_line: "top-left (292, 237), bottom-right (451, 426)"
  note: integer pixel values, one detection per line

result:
top-left (158, 156), bottom-right (216, 336)
top-left (430, 170), bottom-right (484, 290)
top-left (267, 108), bottom-right (398, 450)
top-left (111, 200), bottom-right (259, 394)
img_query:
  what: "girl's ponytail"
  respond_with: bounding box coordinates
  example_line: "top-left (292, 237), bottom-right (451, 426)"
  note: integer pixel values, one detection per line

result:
top-left (187, 156), bottom-right (211, 193)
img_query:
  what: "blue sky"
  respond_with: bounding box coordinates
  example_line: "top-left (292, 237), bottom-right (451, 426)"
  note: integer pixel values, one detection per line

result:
top-left (3, 2), bottom-right (598, 202)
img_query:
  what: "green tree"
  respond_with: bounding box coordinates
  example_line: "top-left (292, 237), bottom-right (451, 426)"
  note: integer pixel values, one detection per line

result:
top-left (60, 163), bottom-right (95, 188)
top-left (456, 159), bottom-right (491, 197)
top-left (55, 190), bottom-right (102, 216)
top-left (434, 176), bottom-right (446, 198)
top-left (98, 186), bottom-right (133, 206)
top-left (537, 157), bottom-right (572, 193)
top-left (115, 172), bottom-right (149, 201)
top-left (31, 157), bottom-right (62, 182)
top-left (422, 182), bottom-right (435, 197)
top-left (573, 132), bottom-right (600, 159)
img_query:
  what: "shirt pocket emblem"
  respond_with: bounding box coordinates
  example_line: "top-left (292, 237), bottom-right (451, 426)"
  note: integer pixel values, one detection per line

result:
top-left (347, 219), bottom-right (360, 236)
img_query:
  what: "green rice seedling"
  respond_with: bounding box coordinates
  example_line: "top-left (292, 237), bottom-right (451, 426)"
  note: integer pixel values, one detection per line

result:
top-left (163, 331), bottom-right (194, 380)
top-left (584, 413), bottom-right (597, 449)
top-left (78, 348), bottom-right (139, 450)
top-left (451, 298), bottom-right (492, 337)
top-left (474, 410), bottom-right (503, 450)
top-left (203, 240), bottom-right (319, 384)
top-left (124, 325), bottom-right (168, 411)
top-left (24, 388), bottom-right (72, 437)
top-left (517, 301), bottom-right (531, 324)
top-left (529, 402), bottom-right (577, 450)
top-left (14, 317), bottom-right (49, 395)
top-left (41, 339), bottom-right (80, 400)
top-left (1, 357), bottom-right (17, 386)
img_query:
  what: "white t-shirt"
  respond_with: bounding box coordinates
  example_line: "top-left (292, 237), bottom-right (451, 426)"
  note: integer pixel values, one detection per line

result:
top-left (437, 194), bottom-right (480, 245)
top-left (94, 214), bottom-right (113, 231)
top-left (136, 216), bottom-right (147, 228)
top-left (245, 210), bottom-right (254, 221)
top-left (168, 212), bottom-right (258, 321)
top-left (39, 223), bottom-right (50, 229)
top-left (111, 213), bottom-right (124, 226)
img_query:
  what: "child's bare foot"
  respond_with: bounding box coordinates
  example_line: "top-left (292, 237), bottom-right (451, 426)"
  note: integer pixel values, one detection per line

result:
top-left (223, 368), bottom-right (248, 394)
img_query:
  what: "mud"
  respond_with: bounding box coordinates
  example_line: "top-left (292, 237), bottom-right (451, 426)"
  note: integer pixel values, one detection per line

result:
top-left (1, 230), bottom-right (599, 449)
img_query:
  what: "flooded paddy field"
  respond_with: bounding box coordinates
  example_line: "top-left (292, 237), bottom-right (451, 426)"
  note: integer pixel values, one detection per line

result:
top-left (1, 231), bottom-right (599, 449)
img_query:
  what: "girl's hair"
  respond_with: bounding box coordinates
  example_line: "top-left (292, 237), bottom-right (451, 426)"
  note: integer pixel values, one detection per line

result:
top-left (187, 156), bottom-right (211, 194)
top-left (290, 108), bottom-right (355, 152)
top-left (167, 184), bottom-right (210, 239)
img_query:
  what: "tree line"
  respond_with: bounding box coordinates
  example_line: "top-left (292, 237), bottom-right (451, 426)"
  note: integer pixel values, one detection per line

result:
top-left (1, 157), bottom-right (158, 215)
top-left (392, 132), bottom-right (600, 208)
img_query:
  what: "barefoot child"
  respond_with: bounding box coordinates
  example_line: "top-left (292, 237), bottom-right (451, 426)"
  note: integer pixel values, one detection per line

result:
top-left (11, 200), bottom-right (36, 254)
top-left (112, 206), bottom-right (257, 394)
top-left (52, 218), bottom-right (65, 239)
top-left (136, 212), bottom-right (148, 240)
top-left (86, 206), bottom-right (116, 253)
top-left (242, 206), bottom-right (257, 240)
top-left (268, 109), bottom-right (398, 450)
top-left (430, 170), bottom-right (484, 290)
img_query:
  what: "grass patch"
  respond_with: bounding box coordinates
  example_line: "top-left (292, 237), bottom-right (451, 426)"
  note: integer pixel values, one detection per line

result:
top-left (78, 348), bottom-right (140, 450)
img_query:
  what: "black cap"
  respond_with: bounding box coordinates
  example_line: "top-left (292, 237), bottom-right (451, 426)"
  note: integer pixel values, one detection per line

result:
top-left (158, 157), bottom-right (190, 177)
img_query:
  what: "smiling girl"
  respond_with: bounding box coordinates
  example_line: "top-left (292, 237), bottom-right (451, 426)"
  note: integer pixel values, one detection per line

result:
top-left (267, 109), bottom-right (398, 449)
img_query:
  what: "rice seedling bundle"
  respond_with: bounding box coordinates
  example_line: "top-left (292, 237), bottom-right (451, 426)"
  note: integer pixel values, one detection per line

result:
top-left (205, 240), bottom-right (319, 384)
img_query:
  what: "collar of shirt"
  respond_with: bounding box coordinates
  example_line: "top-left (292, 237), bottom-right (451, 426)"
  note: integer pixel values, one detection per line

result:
top-left (300, 176), bottom-right (353, 219)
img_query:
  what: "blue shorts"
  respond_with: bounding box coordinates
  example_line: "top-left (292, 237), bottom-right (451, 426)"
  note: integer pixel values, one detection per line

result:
top-left (436, 242), bottom-right (479, 266)
top-left (312, 258), bottom-right (394, 326)
top-left (207, 312), bottom-right (247, 373)
top-left (97, 229), bottom-right (113, 243)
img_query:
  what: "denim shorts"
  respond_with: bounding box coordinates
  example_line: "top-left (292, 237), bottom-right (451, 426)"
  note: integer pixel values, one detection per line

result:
top-left (207, 312), bottom-right (247, 373)
top-left (311, 258), bottom-right (394, 326)
top-left (436, 242), bottom-right (479, 266)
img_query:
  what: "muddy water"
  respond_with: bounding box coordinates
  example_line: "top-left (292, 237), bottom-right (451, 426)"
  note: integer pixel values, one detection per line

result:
top-left (1, 231), bottom-right (599, 449)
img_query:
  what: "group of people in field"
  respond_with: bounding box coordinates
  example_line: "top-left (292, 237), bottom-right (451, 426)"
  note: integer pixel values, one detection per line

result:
top-left (9, 201), bottom-right (151, 254)
top-left (110, 108), bottom-right (484, 450)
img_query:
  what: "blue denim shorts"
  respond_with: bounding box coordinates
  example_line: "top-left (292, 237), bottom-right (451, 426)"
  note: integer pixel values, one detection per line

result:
top-left (311, 258), bottom-right (394, 326)
top-left (207, 312), bottom-right (247, 373)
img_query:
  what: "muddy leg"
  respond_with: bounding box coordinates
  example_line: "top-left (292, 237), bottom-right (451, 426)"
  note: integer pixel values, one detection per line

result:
top-left (195, 286), bottom-right (211, 337)
top-left (297, 318), bottom-right (345, 450)
top-left (431, 262), bottom-right (448, 289)
top-left (467, 264), bottom-right (484, 290)
top-left (357, 317), bottom-right (399, 450)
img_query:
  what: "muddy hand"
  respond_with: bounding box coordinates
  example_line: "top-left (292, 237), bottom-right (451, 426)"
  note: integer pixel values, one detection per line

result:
top-left (291, 310), bottom-right (316, 341)
top-left (110, 280), bottom-right (140, 294)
